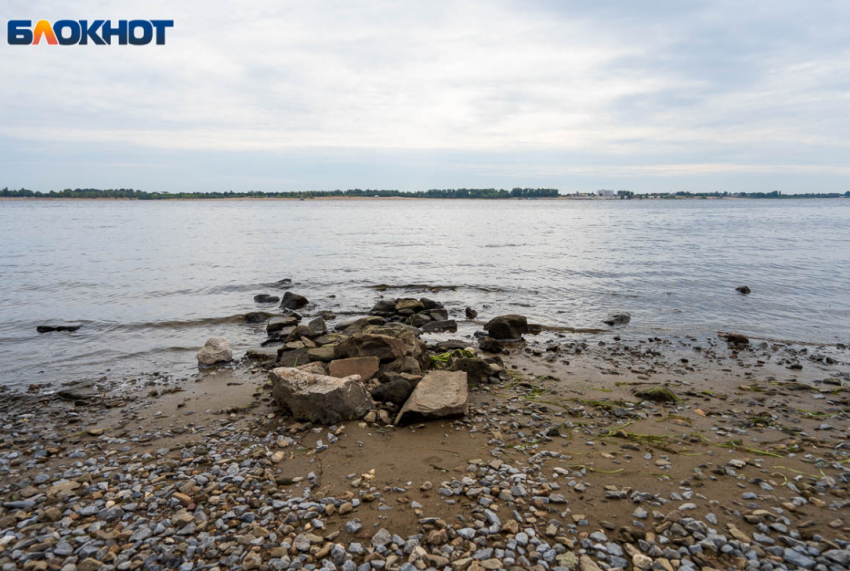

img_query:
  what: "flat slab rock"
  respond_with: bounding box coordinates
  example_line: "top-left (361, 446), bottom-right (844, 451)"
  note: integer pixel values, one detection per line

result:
top-left (269, 367), bottom-right (374, 424)
top-left (395, 370), bottom-right (469, 425)
top-left (329, 356), bottom-right (380, 381)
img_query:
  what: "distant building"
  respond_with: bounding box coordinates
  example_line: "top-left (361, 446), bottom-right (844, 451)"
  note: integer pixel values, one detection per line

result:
top-left (596, 189), bottom-right (615, 197)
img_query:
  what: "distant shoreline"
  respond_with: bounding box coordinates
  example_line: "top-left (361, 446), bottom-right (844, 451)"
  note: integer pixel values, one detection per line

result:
top-left (2, 195), bottom-right (848, 202)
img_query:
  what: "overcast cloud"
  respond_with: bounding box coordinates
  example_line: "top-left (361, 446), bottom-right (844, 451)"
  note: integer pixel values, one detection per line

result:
top-left (2, 0), bottom-right (849, 193)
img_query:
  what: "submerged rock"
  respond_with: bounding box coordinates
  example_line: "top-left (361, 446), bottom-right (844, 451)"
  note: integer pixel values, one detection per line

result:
top-left (197, 337), bottom-right (233, 366)
top-left (253, 293), bottom-right (280, 303)
top-left (395, 370), bottom-right (469, 424)
top-left (269, 367), bottom-right (373, 424)
top-left (736, 285), bottom-right (752, 294)
top-left (484, 315), bottom-right (528, 340)
top-left (244, 311), bottom-right (274, 323)
top-left (280, 291), bottom-right (309, 310)
top-left (603, 311), bottom-right (631, 326)
top-left (465, 307), bottom-right (478, 319)
top-left (722, 332), bottom-right (750, 345)
top-left (36, 323), bottom-right (82, 333)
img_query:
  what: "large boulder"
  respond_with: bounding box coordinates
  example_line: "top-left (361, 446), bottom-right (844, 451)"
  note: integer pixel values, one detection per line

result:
top-left (395, 371), bottom-right (469, 424)
top-left (269, 368), bottom-right (374, 424)
top-left (197, 337), bottom-right (233, 366)
top-left (484, 315), bottom-right (528, 340)
top-left (280, 292), bottom-right (309, 310)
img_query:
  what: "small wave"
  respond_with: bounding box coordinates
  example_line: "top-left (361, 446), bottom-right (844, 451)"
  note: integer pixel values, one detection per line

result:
top-left (369, 283), bottom-right (504, 293)
top-left (107, 314), bottom-right (250, 332)
top-left (114, 346), bottom-right (200, 359)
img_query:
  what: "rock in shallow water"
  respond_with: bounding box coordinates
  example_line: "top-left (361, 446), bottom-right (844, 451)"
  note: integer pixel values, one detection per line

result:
top-left (36, 323), bottom-right (82, 333)
top-left (269, 367), bottom-right (373, 424)
top-left (197, 337), bottom-right (233, 366)
top-left (484, 315), bottom-right (528, 340)
top-left (603, 311), bottom-right (631, 326)
top-left (280, 291), bottom-right (308, 309)
top-left (253, 293), bottom-right (280, 303)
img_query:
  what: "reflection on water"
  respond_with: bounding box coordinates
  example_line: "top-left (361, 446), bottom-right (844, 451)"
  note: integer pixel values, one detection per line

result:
top-left (1, 198), bottom-right (848, 388)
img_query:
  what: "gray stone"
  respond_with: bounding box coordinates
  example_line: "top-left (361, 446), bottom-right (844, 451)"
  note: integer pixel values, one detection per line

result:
top-left (395, 371), bottom-right (469, 424)
top-left (197, 337), bottom-right (233, 366)
top-left (484, 315), bottom-right (528, 340)
top-left (603, 312), bottom-right (631, 326)
top-left (783, 548), bottom-right (816, 569)
top-left (270, 367), bottom-right (374, 424)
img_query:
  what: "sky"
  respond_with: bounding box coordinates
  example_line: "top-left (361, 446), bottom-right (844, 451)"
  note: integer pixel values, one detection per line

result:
top-left (2, 0), bottom-right (849, 194)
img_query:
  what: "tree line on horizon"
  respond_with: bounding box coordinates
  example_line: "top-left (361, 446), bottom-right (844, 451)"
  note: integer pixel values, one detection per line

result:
top-left (0, 187), bottom-right (560, 199)
top-left (1, 187), bottom-right (848, 200)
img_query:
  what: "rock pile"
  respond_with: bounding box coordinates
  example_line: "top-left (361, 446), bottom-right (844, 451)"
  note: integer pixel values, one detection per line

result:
top-left (245, 293), bottom-right (518, 426)
top-left (370, 297), bottom-right (457, 332)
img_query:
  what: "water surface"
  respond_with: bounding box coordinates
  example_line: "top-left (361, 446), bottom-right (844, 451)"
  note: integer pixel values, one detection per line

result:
top-left (1, 198), bottom-right (848, 388)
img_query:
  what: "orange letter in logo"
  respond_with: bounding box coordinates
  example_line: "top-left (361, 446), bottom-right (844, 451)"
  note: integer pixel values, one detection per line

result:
top-left (33, 20), bottom-right (58, 45)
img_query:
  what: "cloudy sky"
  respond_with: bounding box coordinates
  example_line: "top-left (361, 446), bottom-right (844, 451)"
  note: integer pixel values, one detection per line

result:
top-left (2, 0), bottom-right (849, 193)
